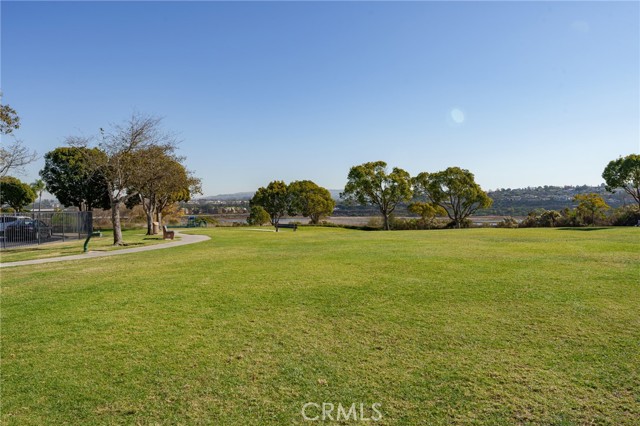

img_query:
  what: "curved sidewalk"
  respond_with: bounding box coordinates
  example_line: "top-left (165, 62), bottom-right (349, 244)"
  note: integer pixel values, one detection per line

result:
top-left (0, 231), bottom-right (210, 269)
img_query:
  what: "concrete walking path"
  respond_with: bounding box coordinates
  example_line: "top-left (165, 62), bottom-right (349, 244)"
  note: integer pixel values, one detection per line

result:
top-left (0, 231), bottom-right (210, 269)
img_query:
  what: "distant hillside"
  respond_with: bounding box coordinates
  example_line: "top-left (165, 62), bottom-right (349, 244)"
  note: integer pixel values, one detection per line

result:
top-left (197, 185), bottom-right (632, 217)
top-left (334, 184), bottom-right (631, 217)
top-left (478, 184), bottom-right (630, 216)
top-left (329, 189), bottom-right (342, 200)
top-left (200, 190), bottom-right (343, 202)
top-left (199, 192), bottom-right (254, 201)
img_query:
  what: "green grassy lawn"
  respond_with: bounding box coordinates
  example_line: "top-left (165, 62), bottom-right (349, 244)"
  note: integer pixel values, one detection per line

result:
top-left (0, 229), bottom-right (179, 263)
top-left (1, 227), bottom-right (638, 425)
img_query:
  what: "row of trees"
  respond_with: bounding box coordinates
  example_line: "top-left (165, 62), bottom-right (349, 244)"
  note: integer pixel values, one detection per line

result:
top-left (1, 106), bottom-right (201, 245)
top-left (2, 99), bottom-right (638, 236)
top-left (249, 162), bottom-right (492, 231)
top-left (342, 161), bottom-right (492, 230)
top-left (39, 114), bottom-right (201, 245)
top-left (340, 156), bottom-right (640, 230)
top-left (249, 180), bottom-right (335, 226)
top-left (249, 154), bottom-right (640, 231)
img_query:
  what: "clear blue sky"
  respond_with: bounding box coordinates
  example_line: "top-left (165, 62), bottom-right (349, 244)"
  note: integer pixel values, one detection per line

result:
top-left (2, 1), bottom-right (638, 196)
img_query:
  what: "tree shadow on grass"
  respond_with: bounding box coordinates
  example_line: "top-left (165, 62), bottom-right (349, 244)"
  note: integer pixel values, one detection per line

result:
top-left (556, 227), bottom-right (610, 232)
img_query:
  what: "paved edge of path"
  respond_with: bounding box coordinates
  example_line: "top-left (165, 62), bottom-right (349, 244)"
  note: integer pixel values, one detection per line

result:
top-left (0, 231), bottom-right (211, 268)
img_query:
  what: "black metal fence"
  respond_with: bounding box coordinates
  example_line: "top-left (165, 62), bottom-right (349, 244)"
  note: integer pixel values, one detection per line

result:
top-left (0, 211), bottom-right (93, 250)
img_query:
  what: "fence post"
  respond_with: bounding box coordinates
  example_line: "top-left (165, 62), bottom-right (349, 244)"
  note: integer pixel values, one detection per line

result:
top-left (37, 211), bottom-right (41, 245)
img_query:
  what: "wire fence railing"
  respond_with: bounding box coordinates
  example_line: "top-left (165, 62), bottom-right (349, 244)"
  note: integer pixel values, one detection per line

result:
top-left (0, 211), bottom-right (93, 250)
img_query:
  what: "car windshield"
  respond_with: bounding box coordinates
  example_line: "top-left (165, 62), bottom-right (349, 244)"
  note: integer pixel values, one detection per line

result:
top-left (10, 219), bottom-right (34, 226)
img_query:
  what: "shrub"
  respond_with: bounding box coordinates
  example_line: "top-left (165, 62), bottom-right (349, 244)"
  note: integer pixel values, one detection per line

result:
top-left (445, 218), bottom-right (472, 229)
top-left (247, 205), bottom-right (271, 226)
top-left (608, 206), bottom-right (640, 226)
top-left (497, 217), bottom-right (518, 228)
top-left (366, 217), bottom-right (383, 229)
top-left (200, 216), bottom-right (219, 226)
top-left (539, 210), bottom-right (562, 227)
top-left (556, 208), bottom-right (583, 227)
top-left (389, 217), bottom-right (446, 230)
top-left (520, 209), bottom-right (581, 228)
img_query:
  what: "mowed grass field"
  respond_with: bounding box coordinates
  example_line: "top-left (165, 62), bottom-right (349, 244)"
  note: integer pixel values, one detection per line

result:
top-left (1, 227), bottom-right (638, 425)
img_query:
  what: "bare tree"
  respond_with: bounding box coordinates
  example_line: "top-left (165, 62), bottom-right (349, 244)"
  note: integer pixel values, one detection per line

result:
top-left (101, 114), bottom-right (178, 245)
top-left (70, 113), bottom-right (178, 245)
top-left (1, 103), bottom-right (37, 176)
top-left (0, 136), bottom-right (38, 177)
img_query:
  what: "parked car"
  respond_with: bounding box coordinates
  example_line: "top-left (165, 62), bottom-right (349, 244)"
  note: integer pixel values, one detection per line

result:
top-left (0, 215), bottom-right (30, 237)
top-left (4, 219), bottom-right (52, 242)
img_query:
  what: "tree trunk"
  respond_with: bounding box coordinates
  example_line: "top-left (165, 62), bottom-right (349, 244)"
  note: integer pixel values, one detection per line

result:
top-left (111, 201), bottom-right (124, 245)
top-left (146, 211), bottom-right (152, 235)
top-left (156, 211), bottom-right (162, 232)
top-left (145, 205), bottom-right (155, 235)
top-left (383, 212), bottom-right (390, 230)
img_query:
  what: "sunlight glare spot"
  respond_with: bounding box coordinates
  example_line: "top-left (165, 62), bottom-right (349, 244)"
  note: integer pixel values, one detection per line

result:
top-left (450, 108), bottom-right (465, 124)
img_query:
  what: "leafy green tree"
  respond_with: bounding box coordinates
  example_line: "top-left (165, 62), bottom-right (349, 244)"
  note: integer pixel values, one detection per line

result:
top-left (289, 180), bottom-right (335, 224)
top-left (0, 176), bottom-right (36, 211)
top-left (414, 167), bottom-right (492, 229)
top-left (574, 193), bottom-right (610, 226)
top-left (251, 180), bottom-right (292, 227)
top-left (247, 205), bottom-right (271, 226)
top-left (602, 154), bottom-right (640, 209)
top-left (40, 147), bottom-right (111, 211)
top-left (407, 201), bottom-right (446, 228)
top-left (341, 161), bottom-right (412, 230)
top-left (153, 163), bottom-right (201, 230)
top-left (127, 147), bottom-right (201, 234)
